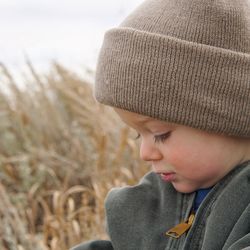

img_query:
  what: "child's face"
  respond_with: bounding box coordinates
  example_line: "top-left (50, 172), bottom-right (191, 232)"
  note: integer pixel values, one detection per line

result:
top-left (114, 108), bottom-right (249, 193)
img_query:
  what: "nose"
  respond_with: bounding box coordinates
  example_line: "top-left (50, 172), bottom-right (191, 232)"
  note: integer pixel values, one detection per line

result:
top-left (139, 137), bottom-right (162, 162)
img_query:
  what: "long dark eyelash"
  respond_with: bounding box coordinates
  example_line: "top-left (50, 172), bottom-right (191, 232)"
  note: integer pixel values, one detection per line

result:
top-left (154, 131), bottom-right (171, 143)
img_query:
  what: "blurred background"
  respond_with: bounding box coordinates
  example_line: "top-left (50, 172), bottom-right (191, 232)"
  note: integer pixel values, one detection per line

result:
top-left (0, 1), bottom-right (150, 250)
top-left (0, 0), bottom-right (143, 85)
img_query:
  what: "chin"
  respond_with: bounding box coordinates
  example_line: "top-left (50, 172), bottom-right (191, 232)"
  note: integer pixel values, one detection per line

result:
top-left (172, 183), bottom-right (198, 194)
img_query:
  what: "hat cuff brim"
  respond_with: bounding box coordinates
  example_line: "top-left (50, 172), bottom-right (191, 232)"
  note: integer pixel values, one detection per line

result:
top-left (95, 27), bottom-right (250, 137)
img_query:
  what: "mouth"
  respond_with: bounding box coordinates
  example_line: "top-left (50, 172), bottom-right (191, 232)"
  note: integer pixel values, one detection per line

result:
top-left (157, 172), bottom-right (176, 182)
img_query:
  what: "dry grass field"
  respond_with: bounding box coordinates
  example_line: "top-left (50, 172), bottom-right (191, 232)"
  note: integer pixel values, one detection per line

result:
top-left (0, 62), bottom-right (149, 250)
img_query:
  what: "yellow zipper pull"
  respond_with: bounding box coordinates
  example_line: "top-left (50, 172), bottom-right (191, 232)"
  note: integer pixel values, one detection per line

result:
top-left (165, 212), bottom-right (195, 239)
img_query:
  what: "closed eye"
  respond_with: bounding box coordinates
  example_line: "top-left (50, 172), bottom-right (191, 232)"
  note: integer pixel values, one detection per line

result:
top-left (134, 131), bottom-right (172, 143)
top-left (154, 131), bottom-right (172, 143)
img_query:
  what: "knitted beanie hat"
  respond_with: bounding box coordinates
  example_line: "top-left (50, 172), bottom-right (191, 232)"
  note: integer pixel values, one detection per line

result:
top-left (95, 0), bottom-right (250, 138)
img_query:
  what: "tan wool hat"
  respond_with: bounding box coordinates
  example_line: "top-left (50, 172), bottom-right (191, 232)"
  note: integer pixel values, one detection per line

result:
top-left (94, 0), bottom-right (250, 138)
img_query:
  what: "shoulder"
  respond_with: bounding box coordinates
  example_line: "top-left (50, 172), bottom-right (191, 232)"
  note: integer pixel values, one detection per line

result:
top-left (103, 171), bottom-right (180, 248)
top-left (104, 171), bottom-right (172, 210)
top-left (104, 171), bottom-right (181, 235)
top-left (219, 160), bottom-right (250, 196)
top-left (196, 161), bottom-right (250, 250)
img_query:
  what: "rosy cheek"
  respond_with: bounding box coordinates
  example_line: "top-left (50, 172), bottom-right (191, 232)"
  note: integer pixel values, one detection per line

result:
top-left (168, 147), bottom-right (188, 168)
top-left (171, 142), bottom-right (192, 160)
top-left (168, 145), bottom-right (203, 174)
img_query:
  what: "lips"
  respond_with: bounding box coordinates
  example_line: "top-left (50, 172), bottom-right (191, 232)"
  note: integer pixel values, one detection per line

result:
top-left (158, 172), bottom-right (176, 182)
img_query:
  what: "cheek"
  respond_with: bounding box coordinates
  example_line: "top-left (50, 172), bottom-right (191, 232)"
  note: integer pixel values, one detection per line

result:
top-left (167, 145), bottom-right (192, 170)
top-left (167, 143), bottom-right (222, 177)
top-left (167, 142), bottom-right (195, 165)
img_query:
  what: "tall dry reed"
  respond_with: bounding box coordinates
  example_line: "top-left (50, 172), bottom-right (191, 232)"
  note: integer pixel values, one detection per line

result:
top-left (0, 61), bottom-right (149, 250)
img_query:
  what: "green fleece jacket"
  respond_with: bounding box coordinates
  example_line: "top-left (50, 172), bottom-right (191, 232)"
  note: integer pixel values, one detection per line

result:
top-left (72, 160), bottom-right (250, 250)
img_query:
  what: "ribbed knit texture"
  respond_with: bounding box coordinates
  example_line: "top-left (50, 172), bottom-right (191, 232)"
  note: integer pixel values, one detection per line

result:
top-left (95, 0), bottom-right (250, 137)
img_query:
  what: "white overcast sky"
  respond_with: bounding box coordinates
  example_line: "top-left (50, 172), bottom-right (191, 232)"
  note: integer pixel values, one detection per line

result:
top-left (0, 0), bottom-right (143, 76)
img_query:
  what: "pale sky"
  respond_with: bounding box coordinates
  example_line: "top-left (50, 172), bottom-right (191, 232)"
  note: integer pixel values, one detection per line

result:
top-left (0, 0), bottom-right (143, 78)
